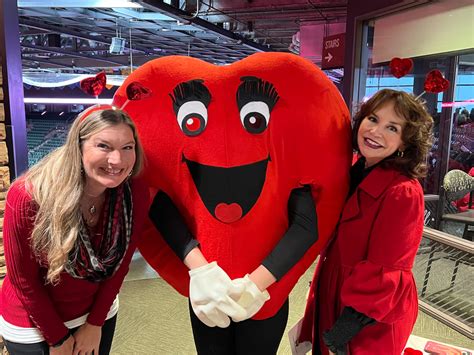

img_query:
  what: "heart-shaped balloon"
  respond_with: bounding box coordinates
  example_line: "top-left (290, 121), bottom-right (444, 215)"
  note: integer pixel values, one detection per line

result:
top-left (424, 69), bottom-right (450, 93)
top-left (389, 57), bottom-right (413, 78)
top-left (126, 81), bottom-right (152, 101)
top-left (80, 72), bottom-right (106, 97)
top-left (403, 348), bottom-right (422, 355)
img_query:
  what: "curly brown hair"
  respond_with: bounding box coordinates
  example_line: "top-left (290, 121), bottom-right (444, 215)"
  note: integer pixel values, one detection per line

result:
top-left (352, 89), bottom-right (434, 178)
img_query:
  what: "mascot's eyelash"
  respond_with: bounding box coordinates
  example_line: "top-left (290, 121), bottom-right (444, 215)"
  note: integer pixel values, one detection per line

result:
top-left (170, 79), bottom-right (212, 114)
top-left (237, 76), bottom-right (280, 111)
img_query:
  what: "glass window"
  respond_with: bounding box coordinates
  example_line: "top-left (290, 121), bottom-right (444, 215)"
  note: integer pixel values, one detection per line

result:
top-left (354, 22), bottom-right (474, 239)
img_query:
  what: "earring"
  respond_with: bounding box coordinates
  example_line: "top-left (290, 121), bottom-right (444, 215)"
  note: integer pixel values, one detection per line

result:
top-left (397, 150), bottom-right (404, 158)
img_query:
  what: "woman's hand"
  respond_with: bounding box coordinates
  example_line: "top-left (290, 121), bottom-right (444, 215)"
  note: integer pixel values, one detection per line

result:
top-left (73, 322), bottom-right (101, 355)
top-left (329, 351), bottom-right (335, 355)
top-left (50, 334), bottom-right (74, 355)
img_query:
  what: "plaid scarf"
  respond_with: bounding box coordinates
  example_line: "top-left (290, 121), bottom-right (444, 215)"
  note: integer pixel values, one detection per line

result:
top-left (65, 181), bottom-right (133, 282)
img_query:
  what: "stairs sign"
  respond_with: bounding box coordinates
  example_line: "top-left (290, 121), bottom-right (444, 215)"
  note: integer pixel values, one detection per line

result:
top-left (321, 33), bottom-right (345, 70)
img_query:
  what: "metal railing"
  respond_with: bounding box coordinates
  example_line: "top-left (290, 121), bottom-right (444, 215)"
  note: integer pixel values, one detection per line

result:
top-left (414, 227), bottom-right (474, 339)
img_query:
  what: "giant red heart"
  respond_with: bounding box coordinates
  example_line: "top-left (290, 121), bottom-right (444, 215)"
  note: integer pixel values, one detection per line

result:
top-left (113, 53), bottom-right (352, 319)
top-left (424, 69), bottom-right (450, 93)
top-left (389, 57), bottom-right (413, 78)
top-left (80, 71), bottom-right (106, 97)
top-left (126, 81), bottom-right (152, 101)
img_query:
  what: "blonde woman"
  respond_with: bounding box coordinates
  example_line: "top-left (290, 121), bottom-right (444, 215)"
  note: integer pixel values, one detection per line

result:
top-left (1, 107), bottom-right (149, 355)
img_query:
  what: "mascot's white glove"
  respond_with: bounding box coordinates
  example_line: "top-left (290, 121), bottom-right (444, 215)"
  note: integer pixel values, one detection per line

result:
top-left (232, 274), bottom-right (271, 321)
top-left (189, 262), bottom-right (247, 328)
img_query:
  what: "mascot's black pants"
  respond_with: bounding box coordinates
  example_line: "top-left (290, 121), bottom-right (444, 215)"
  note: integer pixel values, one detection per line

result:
top-left (189, 299), bottom-right (289, 355)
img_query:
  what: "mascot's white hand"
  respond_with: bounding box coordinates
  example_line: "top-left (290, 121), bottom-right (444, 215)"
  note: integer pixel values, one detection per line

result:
top-left (232, 275), bottom-right (270, 322)
top-left (189, 261), bottom-right (247, 328)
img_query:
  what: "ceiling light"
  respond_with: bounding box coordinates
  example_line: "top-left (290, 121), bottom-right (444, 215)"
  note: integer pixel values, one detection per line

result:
top-left (24, 98), bottom-right (113, 104)
top-left (18, 0), bottom-right (142, 8)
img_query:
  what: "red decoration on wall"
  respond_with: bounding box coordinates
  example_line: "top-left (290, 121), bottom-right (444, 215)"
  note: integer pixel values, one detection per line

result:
top-left (424, 69), bottom-right (450, 93)
top-left (389, 57), bottom-right (413, 78)
top-left (403, 348), bottom-right (423, 355)
top-left (80, 71), bottom-right (106, 97)
top-left (126, 81), bottom-right (152, 101)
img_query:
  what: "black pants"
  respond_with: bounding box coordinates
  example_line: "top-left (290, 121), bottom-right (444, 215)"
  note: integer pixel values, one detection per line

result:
top-left (189, 299), bottom-right (289, 355)
top-left (4, 315), bottom-right (117, 355)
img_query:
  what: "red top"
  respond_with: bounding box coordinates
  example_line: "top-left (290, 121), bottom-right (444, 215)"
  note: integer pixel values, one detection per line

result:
top-left (1, 178), bottom-right (149, 345)
top-left (299, 167), bottom-right (424, 354)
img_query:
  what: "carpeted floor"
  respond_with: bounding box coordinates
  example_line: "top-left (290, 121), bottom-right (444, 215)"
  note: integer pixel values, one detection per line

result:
top-left (111, 254), bottom-right (473, 354)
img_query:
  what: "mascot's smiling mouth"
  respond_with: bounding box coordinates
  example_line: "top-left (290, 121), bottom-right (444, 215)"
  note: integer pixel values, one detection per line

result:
top-left (182, 154), bottom-right (270, 223)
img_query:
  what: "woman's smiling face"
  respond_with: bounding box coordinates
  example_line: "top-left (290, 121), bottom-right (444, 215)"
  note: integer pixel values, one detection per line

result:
top-left (357, 101), bottom-right (406, 167)
top-left (81, 123), bottom-right (136, 195)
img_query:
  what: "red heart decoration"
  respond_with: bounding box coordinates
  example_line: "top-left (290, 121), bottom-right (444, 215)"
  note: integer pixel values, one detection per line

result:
top-left (389, 57), bottom-right (413, 78)
top-left (424, 69), bottom-right (450, 93)
top-left (403, 348), bottom-right (423, 355)
top-left (126, 81), bottom-right (152, 101)
top-left (80, 71), bottom-right (106, 97)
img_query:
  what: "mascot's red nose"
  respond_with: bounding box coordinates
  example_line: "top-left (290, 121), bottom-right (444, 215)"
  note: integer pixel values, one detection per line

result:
top-left (215, 203), bottom-right (243, 223)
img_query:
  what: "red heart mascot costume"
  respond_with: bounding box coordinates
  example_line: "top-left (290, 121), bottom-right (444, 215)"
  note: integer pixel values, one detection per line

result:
top-left (113, 52), bottom-right (351, 353)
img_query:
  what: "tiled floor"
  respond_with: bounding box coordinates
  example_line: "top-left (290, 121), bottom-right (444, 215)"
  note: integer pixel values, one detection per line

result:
top-left (112, 251), bottom-right (473, 354)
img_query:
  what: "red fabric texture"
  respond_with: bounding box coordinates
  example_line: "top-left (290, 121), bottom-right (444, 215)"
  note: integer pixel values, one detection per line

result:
top-left (0, 178), bottom-right (149, 345)
top-left (299, 167), bottom-right (424, 354)
top-left (113, 53), bottom-right (352, 319)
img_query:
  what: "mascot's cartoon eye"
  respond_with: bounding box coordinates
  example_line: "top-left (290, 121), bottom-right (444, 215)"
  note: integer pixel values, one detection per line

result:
top-left (239, 101), bottom-right (270, 134)
top-left (177, 101), bottom-right (208, 136)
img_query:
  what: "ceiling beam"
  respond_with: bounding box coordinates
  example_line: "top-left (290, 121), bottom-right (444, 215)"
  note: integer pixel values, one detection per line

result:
top-left (19, 18), bottom-right (153, 54)
top-left (21, 44), bottom-right (128, 66)
top-left (138, 0), bottom-right (270, 52)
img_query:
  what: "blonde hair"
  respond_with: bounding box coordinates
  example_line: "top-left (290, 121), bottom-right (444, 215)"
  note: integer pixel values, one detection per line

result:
top-left (24, 108), bottom-right (144, 284)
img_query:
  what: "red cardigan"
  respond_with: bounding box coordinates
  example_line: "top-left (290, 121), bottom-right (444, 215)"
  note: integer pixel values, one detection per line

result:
top-left (1, 178), bottom-right (149, 345)
top-left (299, 166), bottom-right (424, 354)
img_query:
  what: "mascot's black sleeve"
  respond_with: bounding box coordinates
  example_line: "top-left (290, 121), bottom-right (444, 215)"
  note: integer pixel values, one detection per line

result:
top-left (148, 187), bottom-right (317, 275)
top-left (262, 185), bottom-right (318, 280)
top-left (148, 191), bottom-right (199, 261)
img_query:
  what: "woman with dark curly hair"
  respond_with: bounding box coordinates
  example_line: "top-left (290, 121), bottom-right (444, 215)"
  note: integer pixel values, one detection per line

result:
top-left (299, 89), bottom-right (434, 354)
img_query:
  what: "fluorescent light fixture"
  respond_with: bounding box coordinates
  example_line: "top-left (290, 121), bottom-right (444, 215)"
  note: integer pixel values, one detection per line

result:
top-left (24, 98), bottom-right (113, 104)
top-left (23, 74), bottom-right (126, 88)
top-left (18, 0), bottom-right (142, 8)
top-left (441, 99), bottom-right (474, 108)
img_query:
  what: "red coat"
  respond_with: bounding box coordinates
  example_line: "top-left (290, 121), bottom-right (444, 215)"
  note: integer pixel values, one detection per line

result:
top-left (299, 166), bottom-right (424, 354)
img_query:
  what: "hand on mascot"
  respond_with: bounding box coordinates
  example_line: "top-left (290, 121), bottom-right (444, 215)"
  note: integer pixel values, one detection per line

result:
top-left (189, 261), bottom-right (247, 328)
top-left (232, 274), bottom-right (270, 321)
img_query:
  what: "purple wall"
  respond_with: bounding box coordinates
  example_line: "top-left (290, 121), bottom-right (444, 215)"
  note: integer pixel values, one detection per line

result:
top-left (0, 0), bottom-right (28, 178)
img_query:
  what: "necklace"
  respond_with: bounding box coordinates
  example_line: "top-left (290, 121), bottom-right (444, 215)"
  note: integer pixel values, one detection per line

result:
top-left (82, 194), bottom-right (105, 227)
